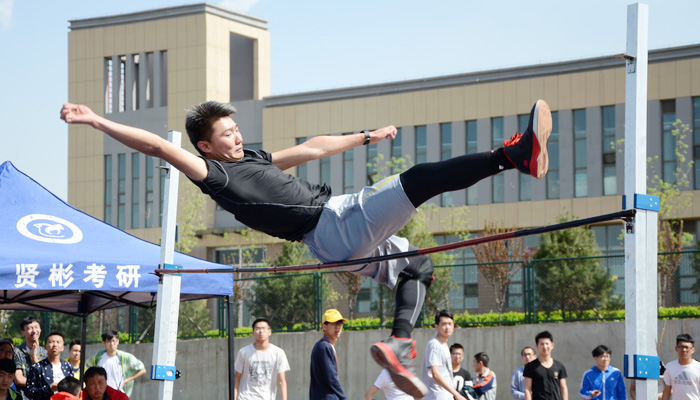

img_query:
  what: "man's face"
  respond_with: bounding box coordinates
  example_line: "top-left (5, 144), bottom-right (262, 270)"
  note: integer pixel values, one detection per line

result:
top-left (0, 344), bottom-right (13, 360)
top-left (676, 341), bottom-right (695, 361)
top-left (200, 117), bottom-right (244, 162)
top-left (451, 348), bottom-right (464, 368)
top-left (473, 358), bottom-right (483, 373)
top-left (45, 335), bottom-right (64, 356)
top-left (536, 338), bottom-right (554, 356)
top-left (69, 344), bottom-right (81, 362)
top-left (252, 321), bottom-right (271, 343)
top-left (85, 375), bottom-right (107, 400)
top-left (435, 316), bottom-right (454, 339)
top-left (0, 370), bottom-right (13, 391)
top-left (521, 348), bottom-right (536, 365)
top-left (21, 321), bottom-right (41, 342)
top-left (322, 321), bottom-right (343, 342)
top-left (103, 337), bottom-right (119, 353)
top-left (594, 352), bottom-right (611, 371)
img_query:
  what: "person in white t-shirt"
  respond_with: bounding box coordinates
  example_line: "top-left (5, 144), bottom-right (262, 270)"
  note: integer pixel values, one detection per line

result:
top-left (663, 334), bottom-right (700, 400)
top-left (422, 310), bottom-right (467, 400)
top-left (85, 330), bottom-right (145, 398)
top-left (234, 318), bottom-right (290, 400)
top-left (365, 368), bottom-right (413, 400)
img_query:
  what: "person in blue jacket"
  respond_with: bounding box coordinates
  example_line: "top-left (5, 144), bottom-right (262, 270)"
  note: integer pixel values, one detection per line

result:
top-left (579, 345), bottom-right (626, 400)
top-left (310, 309), bottom-right (348, 400)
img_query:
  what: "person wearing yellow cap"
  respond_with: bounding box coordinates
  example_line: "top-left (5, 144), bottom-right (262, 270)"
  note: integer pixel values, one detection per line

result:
top-left (310, 309), bottom-right (348, 400)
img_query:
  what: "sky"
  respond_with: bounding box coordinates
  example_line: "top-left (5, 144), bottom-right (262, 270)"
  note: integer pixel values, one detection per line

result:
top-left (1, 0), bottom-right (700, 200)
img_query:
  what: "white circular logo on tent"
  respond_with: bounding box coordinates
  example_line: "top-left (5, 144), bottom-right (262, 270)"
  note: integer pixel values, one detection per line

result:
top-left (16, 214), bottom-right (83, 244)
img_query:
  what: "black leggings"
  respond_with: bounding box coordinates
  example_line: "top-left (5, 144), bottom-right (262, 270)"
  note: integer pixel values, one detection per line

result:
top-left (399, 149), bottom-right (511, 208)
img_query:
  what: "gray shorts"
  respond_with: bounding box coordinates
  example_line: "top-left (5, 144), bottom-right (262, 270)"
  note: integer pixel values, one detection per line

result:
top-left (303, 175), bottom-right (417, 288)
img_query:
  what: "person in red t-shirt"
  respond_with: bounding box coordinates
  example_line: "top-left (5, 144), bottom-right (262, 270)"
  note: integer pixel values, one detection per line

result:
top-left (82, 367), bottom-right (129, 400)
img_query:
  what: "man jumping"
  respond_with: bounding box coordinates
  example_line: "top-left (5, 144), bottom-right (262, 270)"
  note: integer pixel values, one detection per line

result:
top-left (61, 98), bottom-right (551, 398)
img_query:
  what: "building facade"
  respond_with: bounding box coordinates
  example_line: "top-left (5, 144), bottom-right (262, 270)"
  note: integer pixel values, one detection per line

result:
top-left (67, 4), bottom-right (700, 322)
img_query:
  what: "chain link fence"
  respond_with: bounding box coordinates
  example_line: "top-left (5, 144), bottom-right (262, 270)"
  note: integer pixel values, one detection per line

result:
top-left (1, 250), bottom-right (698, 342)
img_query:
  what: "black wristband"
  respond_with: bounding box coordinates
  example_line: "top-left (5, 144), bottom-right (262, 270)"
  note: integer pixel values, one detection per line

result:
top-left (361, 130), bottom-right (370, 145)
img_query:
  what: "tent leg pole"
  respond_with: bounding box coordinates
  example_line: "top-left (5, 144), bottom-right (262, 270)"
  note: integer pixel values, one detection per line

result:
top-left (228, 295), bottom-right (235, 400)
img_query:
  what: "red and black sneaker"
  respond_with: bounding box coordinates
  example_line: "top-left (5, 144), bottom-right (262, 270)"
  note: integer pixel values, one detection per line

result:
top-left (503, 99), bottom-right (552, 178)
top-left (370, 336), bottom-right (428, 398)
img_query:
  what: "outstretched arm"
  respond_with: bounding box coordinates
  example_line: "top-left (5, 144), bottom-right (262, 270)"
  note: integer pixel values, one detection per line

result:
top-left (270, 126), bottom-right (397, 171)
top-left (61, 103), bottom-right (208, 181)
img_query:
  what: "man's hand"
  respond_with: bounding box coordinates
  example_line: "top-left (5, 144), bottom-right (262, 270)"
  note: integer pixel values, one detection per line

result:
top-left (368, 126), bottom-right (398, 145)
top-left (591, 390), bottom-right (601, 397)
top-left (50, 382), bottom-right (58, 392)
top-left (61, 103), bottom-right (98, 126)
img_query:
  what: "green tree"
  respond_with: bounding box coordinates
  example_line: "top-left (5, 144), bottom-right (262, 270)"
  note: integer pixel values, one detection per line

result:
top-left (647, 120), bottom-right (694, 307)
top-left (248, 241), bottom-right (338, 330)
top-left (532, 213), bottom-right (616, 318)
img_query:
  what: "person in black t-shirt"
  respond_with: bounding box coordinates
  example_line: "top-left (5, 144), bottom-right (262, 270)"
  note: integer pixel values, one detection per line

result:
top-left (451, 344), bottom-right (474, 398)
top-left (523, 330), bottom-right (568, 400)
top-left (61, 99), bottom-right (552, 398)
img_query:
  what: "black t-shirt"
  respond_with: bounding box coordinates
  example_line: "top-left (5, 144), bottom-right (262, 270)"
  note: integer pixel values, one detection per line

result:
top-left (189, 150), bottom-right (331, 241)
top-left (523, 359), bottom-right (568, 400)
top-left (454, 367), bottom-right (473, 391)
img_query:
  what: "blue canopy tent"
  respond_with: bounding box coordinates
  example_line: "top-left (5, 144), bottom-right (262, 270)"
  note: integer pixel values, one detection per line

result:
top-left (0, 161), bottom-right (233, 316)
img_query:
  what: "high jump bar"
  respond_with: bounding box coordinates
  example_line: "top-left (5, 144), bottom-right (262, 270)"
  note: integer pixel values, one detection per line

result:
top-left (154, 209), bottom-right (636, 275)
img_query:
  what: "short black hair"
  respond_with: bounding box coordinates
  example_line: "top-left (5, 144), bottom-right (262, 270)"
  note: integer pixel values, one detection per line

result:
top-left (592, 345), bottom-right (611, 358)
top-left (0, 359), bottom-right (15, 374)
top-left (450, 343), bottom-right (464, 354)
top-left (521, 346), bottom-right (535, 357)
top-left (19, 316), bottom-right (40, 331)
top-left (435, 310), bottom-right (454, 325)
top-left (101, 330), bottom-right (119, 341)
top-left (676, 333), bottom-right (695, 346)
top-left (84, 366), bottom-right (107, 381)
top-left (535, 330), bottom-right (553, 345)
top-left (185, 101), bottom-right (238, 157)
top-left (474, 352), bottom-right (489, 367)
top-left (0, 338), bottom-right (14, 349)
top-left (69, 339), bottom-right (81, 350)
top-left (57, 376), bottom-right (81, 396)
top-left (46, 332), bottom-right (64, 342)
top-left (252, 318), bottom-right (270, 330)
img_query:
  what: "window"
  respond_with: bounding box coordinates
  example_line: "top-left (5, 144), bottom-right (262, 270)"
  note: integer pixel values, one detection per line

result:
top-left (343, 133), bottom-right (354, 194)
top-left (518, 114), bottom-right (531, 201)
top-left (435, 234), bottom-right (479, 310)
top-left (466, 120), bottom-right (478, 205)
top-left (440, 123), bottom-right (452, 206)
top-left (574, 109), bottom-right (587, 197)
top-left (492, 118), bottom-right (504, 203)
top-left (104, 156), bottom-right (113, 225)
top-left (366, 142), bottom-right (378, 184)
top-left (592, 225), bottom-right (625, 297)
top-left (602, 106), bottom-right (617, 195)
top-left (320, 154), bottom-right (331, 185)
top-left (104, 51), bottom-right (167, 114)
top-left (547, 112), bottom-right (560, 199)
top-left (296, 138), bottom-right (307, 179)
top-left (145, 157), bottom-right (154, 228)
top-left (694, 98), bottom-right (700, 189)
top-left (117, 154), bottom-right (126, 229)
top-left (216, 247), bottom-right (267, 267)
top-left (131, 153), bottom-right (140, 229)
top-left (506, 269), bottom-right (524, 308)
top-left (415, 126), bottom-right (427, 165)
top-left (662, 100), bottom-right (677, 184)
top-left (392, 128), bottom-right (402, 160)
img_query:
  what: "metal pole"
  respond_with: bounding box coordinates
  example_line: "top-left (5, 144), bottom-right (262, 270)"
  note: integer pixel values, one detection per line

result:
top-left (623, 5), bottom-right (659, 400)
top-left (228, 295), bottom-right (236, 400)
top-left (152, 131), bottom-right (183, 400)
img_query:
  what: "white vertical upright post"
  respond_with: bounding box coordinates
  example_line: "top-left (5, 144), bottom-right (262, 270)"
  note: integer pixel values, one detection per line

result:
top-left (624, 4), bottom-right (658, 400)
top-left (152, 131), bottom-right (182, 400)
